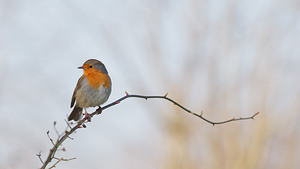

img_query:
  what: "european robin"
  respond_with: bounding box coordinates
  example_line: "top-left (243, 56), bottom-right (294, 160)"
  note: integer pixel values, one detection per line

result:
top-left (68, 59), bottom-right (112, 121)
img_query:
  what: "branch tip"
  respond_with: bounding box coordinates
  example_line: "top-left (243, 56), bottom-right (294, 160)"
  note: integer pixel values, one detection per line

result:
top-left (39, 93), bottom-right (259, 169)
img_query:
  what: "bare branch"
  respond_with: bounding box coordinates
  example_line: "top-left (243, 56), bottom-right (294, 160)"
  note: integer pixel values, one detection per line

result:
top-left (46, 131), bottom-right (54, 146)
top-left (48, 158), bottom-right (62, 169)
top-left (39, 93), bottom-right (259, 168)
top-left (100, 93), bottom-right (259, 126)
top-left (36, 152), bottom-right (44, 164)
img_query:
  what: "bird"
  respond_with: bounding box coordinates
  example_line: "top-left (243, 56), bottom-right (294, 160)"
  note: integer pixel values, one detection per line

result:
top-left (68, 59), bottom-right (112, 121)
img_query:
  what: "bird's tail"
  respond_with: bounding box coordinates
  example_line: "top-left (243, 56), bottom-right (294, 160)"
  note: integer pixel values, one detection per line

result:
top-left (68, 105), bottom-right (82, 121)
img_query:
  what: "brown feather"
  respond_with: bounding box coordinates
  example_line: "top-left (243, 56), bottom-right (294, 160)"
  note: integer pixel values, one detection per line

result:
top-left (69, 59), bottom-right (110, 121)
top-left (68, 105), bottom-right (82, 121)
top-left (70, 75), bottom-right (85, 108)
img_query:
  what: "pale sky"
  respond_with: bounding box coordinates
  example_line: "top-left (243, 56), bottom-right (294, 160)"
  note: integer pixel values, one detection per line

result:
top-left (0, 0), bottom-right (300, 169)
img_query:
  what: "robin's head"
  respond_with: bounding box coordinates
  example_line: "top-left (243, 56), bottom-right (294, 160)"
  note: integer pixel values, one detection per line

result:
top-left (78, 59), bottom-right (108, 74)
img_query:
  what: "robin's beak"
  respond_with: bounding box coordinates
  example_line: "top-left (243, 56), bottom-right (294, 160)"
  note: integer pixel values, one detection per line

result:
top-left (78, 66), bottom-right (84, 69)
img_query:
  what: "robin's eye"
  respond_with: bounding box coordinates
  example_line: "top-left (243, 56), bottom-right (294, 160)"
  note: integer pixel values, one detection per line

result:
top-left (89, 65), bottom-right (93, 68)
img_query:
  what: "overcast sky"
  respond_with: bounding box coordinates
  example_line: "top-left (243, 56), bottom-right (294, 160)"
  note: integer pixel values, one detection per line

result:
top-left (0, 0), bottom-right (300, 169)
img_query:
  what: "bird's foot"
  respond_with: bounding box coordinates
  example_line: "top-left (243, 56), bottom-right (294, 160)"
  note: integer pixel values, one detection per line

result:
top-left (84, 108), bottom-right (91, 122)
top-left (96, 106), bottom-right (102, 114)
top-left (85, 113), bottom-right (92, 122)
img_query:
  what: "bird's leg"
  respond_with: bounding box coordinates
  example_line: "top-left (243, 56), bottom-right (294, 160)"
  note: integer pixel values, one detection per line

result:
top-left (84, 107), bottom-right (91, 122)
top-left (84, 107), bottom-right (88, 117)
top-left (96, 106), bottom-right (102, 114)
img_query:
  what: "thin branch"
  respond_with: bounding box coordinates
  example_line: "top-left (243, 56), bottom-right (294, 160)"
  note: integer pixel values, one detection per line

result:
top-left (39, 93), bottom-right (259, 169)
top-left (48, 158), bottom-right (62, 169)
top-left (53, 121), bottom-right (61, 137)
top-left (36, 152), bottom-right (44, 164)
top-left (64, 119), bottom-right (72, 130)
top-left (100, 93), bottom-right (259, 126)
top-left (46, 131), bottom-right (54, 146)
top-left (54, 157), bottom-right (76, 161)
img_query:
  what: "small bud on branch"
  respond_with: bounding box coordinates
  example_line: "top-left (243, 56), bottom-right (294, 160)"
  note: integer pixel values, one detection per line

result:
top-left (38, 93), bottom-right (259, 169)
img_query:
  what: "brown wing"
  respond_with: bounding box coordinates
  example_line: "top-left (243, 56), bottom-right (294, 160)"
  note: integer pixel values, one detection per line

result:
top-left (70, 75), bottom-right (85, 108)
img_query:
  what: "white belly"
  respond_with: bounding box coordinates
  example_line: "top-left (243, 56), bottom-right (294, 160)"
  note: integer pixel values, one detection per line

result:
top-left (75, 78), bottom-right (111, 108)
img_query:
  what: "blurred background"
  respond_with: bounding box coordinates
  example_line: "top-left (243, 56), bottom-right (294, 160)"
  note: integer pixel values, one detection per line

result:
top-left (0, 0), bottom-right (300, 168)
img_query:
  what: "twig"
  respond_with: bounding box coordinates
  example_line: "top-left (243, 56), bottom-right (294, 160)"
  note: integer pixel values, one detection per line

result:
top-left (53, 121), bottom-right (60, 137)
top-left (99, 93), bottom-right (260, 126)
top-left (46, 131), bottom-right (54, 146)
top-left (48, 158), bottom-right (62, 169)
top-left (64, 119), bottom-right (72, 130)
top-left (36, 152), bottom-right (44, 164)
top-left (54, 157), bottom-right (76, 161)
top-left (39, 93), bottom-right (259, 169)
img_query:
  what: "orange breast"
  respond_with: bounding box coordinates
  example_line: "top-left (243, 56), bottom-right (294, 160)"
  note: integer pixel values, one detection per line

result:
top-left (83, 68), bottom-right (111, 89)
